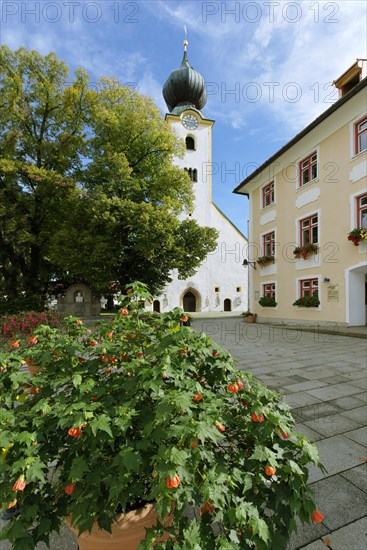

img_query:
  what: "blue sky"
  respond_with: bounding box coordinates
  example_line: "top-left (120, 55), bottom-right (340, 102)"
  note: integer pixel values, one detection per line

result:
top-left (1, 0), bottom-right (366, 234)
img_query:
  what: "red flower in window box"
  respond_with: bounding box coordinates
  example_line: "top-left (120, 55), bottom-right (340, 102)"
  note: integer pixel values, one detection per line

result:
top-left (256, 255), bottom-right (275, 268)
top-left (347, 227), bottom-right (367, 246)
top-left (293, 243), bottom-right (319, 260)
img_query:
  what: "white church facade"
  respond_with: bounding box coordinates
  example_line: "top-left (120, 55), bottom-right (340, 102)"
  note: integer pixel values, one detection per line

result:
top-left (154, 43), bottom-right (248, 313)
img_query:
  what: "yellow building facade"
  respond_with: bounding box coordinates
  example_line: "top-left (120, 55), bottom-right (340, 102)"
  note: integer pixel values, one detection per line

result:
top-left (235, 61), bottom-right (367, 327)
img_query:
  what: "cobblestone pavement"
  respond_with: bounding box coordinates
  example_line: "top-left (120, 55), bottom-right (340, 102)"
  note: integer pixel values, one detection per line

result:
top-left (1, 319), bottom-right (366, 550)
top-left (191, 318), bottom-right (367, 550)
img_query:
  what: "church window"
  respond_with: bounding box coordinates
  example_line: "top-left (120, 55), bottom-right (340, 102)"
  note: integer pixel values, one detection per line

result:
top-left (214, 286), bottom-right (220, 292)
top-left (186, 136), bottom-right (195, 150)
top-left (236, 287), bottom-right (242, 292)
top-left (184, 168), bottom-right (197, 182)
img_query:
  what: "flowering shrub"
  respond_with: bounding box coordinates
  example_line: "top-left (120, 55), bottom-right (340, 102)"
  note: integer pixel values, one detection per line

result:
top-left (256, 256), bottom-right (275, 268)
top-left (293, 295), bottom-right (320, 308)
top-left (347, 227), bottom-right (367, 246)
top-left (293, 243), bottom-right (319, 260)
top-left (0, 282), bottom-right (323, 550)
top-left (0, 311), bottom-right (61, 343)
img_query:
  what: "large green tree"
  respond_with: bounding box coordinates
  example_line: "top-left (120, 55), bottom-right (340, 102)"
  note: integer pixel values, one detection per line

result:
top-left (0, 46), bottom-right (217, 311)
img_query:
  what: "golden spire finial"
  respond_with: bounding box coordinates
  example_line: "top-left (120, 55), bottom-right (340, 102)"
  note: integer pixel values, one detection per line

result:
top-left (184, 25), bottom-right (188, 51)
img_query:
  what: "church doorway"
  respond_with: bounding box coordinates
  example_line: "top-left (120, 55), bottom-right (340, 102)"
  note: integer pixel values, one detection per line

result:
top-left (153, 300), bottom-right (160, 313)
top-left (224, 298), bottom-right (232, 311)
top-left (183, 290), bottom-right (197, 312)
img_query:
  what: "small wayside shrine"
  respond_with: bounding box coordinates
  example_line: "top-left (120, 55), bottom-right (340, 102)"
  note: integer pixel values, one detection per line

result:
top-left (155, 41), bottom-right (248, 313)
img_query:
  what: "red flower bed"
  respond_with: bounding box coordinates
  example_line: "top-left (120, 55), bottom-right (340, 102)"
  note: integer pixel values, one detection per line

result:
top-left (0, 311), bottom-right (61, 341)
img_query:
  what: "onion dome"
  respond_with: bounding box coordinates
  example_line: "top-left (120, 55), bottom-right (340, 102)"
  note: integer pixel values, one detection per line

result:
top-left (163, 41), bottom-right (207, 115)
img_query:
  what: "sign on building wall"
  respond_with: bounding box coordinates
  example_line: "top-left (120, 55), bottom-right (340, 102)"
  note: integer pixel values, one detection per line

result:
top-left (327, 285), bottom-right (339, 302)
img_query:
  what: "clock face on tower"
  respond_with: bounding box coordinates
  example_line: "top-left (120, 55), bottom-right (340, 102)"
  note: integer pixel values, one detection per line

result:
top-left (182, 114), bottom-right (198, 130)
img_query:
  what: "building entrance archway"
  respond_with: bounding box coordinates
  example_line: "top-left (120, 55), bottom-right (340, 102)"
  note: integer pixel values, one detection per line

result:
top-left (182, 288), bottom-right (201, 312)
top-left (346, 262), bottom-right (367, 325)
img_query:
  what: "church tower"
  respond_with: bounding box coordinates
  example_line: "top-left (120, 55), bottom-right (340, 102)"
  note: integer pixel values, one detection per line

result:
top-left (162, 40), bottom-right (213, 231)
top-left (155, 42), bottom-right (247, 314)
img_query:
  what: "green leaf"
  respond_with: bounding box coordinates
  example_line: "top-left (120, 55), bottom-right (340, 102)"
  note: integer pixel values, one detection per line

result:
top-left (119, 448), bottom-right (142, 472)
top-left (289, 460), bottom-right (305, 476)
top-left (90, 415), bottom-right (113, 438)
top-left (70, 456), bottom-right (89, 480)
top-left (249, 516), bottom-right (270, 544)
top-left (72, 374), bottom-right (82, 387)
top-left (169, 448), bottom-right (189, 467)
top-left (26, 460), bottom-right (46, 483)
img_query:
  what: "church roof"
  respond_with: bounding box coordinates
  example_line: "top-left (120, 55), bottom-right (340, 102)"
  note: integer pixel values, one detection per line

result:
top-left (163, 43), bottom-right (207, 115)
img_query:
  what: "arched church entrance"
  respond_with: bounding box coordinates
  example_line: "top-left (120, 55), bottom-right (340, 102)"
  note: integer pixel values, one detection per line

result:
top-left (346, 262), bottom-right (367, 325)
top-left (182, 289), bottom-right (200, 312)
top-left (153, 300), bottom-right (160, 313)
top-left (224, 298), bottom-right (232, 311)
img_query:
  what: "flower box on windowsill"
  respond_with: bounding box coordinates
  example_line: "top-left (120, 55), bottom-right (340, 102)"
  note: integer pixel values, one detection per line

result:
top-left (293, 243), bottom-right (319, 260)
top-left (292, 296), bottom-right (320, 308)
top-left (258, 296), bottom-right (277, 308)
top-left (257, 255), bottom-right (275, 268)
top-left (347, 227), bottom-right (367, 246)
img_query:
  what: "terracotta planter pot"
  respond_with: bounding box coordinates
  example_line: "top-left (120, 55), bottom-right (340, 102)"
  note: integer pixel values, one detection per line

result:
top-left (246, 316), bottom-right (256, 323)
top-left (69, 503), bottom-right (173, 550)
top-left (25, 358), bottom-right (40, 376)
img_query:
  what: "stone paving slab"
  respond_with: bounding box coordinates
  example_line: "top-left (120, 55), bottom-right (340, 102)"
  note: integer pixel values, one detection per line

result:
top-left (344, 426), bottom-right (367, 447)
top-left (300, 367), bottom-right (346, 380)
top-left (349, 377), bottom-right (367, 389)
top-left (287, 518), bottom-right (329, 550)
top-left (293, 402), bottom-right (343, 422)
top-left (309, 474), bottom-right (367, 531)
top-left (294, 423), bottom-right (324, 442)
top-left (340, 405), bottom-right (367, 424)
top-left (329, 394), bottom-right (367, 410)
top-left (307, 383), bottom-right (364, 401)
top-left (284, 380), bottom-right (329, 393)
top-left (307, 435), bottom-right (367, 483)
top-left (319, 375), bottom-right (352, 385)
top-left (285, 392), bottom-right (322, 409)
top-left (298, 540), bottom-right (329, 550)
top-left (304, 413), bottom-right (362, 438)
top-left (340, 463), bottom-right (367, 494)
top-left (324, 517), bottom-right (367, 550)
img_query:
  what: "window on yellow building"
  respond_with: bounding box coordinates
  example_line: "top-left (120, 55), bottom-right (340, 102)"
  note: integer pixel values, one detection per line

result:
top-left (357, 193), bottom-right (367, 226)
top-left (300, 278), bottom-right (318, 298)
top-left (299, 152), bottom-right (318, 187)
top-left (263, 231), bottom-right (275, 256)
top-left (263, 283), bottom-right (276, 298)
top-left (262, 181), bottom-right (274, 208)
top-left (300, 214), bottom-right (318, 245)
top-left (355, 116), bottom-right (367, 155)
